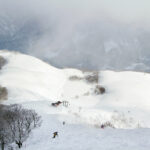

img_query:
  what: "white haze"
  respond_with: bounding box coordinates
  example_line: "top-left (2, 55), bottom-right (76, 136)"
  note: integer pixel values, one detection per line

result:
top-left (0, 0), bottom-right (150, 71)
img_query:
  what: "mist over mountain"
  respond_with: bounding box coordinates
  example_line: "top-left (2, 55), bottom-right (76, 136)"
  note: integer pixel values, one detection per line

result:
top-left (0, 0), bottom-right (150, 71)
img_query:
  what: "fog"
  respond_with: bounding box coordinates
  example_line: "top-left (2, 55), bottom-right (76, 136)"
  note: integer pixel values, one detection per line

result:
top-left (0, 0), bottom-right (150, 71)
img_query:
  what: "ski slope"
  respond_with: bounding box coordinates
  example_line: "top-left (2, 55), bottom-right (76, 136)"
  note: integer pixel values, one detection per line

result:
top-left (0, 50), bottom-right (150, 150)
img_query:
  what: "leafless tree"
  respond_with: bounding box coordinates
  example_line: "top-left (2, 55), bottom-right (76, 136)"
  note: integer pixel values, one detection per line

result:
top-left (0, 104), bottom-right (42, 149)
top-left (0, 105), bottom-right (12, 150)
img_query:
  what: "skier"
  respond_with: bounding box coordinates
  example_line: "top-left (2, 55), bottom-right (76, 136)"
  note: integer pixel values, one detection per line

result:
top-left (53, 132), bottom-right (58, 138)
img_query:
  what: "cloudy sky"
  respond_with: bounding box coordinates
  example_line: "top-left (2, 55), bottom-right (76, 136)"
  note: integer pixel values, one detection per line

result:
top-left (0, 0), bottom-right (150, 70)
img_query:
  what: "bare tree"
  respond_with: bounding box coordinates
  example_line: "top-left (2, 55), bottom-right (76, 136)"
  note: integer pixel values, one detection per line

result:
top-left (0, 104), bottom-right (42, 149)
top-left (0, 105), bottom-right (12, 150)
top-left (29, 110), bottom-right (42, 128)
top-left (0, 119), bottom-right (12, 150)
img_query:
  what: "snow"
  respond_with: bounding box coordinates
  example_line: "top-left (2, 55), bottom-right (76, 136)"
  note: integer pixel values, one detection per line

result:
top-left (0, 50), bottom-right (66, 101)
top-left (0, 50), bottom-right (150, 150)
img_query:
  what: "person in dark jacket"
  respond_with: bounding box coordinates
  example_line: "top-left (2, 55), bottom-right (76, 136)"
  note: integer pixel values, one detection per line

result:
top-left (53, 132), bottom-right (58, 138)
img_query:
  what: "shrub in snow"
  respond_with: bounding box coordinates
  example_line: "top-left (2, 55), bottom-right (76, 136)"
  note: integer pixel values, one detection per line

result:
top-left (85, 71), bottom-right (99, 84)
top-left (100, 122), bottom-right (115, 129)
top-left (69, 71), bottom-right (99, 84)
top-left (0, 86), bottom-right (8, 101)
top-left (69, 75), bottom-right (83, 81)
top-left (95, 121), bottom-right (115, 129)
top-left (94, 85), bottom-right (105, 95)
top-left (0, 56), bottom-right (7, 69)
top-left (0, 104), bottom-right (41, 150)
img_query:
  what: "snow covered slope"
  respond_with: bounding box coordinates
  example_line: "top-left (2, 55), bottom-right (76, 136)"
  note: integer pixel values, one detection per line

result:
top-left (0, 50), bottom-right (150, 150)
top-left (0, 50), bottom-right (66, 101)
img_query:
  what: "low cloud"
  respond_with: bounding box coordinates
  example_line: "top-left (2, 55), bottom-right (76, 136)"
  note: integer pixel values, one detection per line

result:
top-left (0, 0), bottom-right (150, 71)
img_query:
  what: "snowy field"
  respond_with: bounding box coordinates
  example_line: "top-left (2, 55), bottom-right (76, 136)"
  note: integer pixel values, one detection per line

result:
top-left (0, 50), bottom-right (150, 150)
